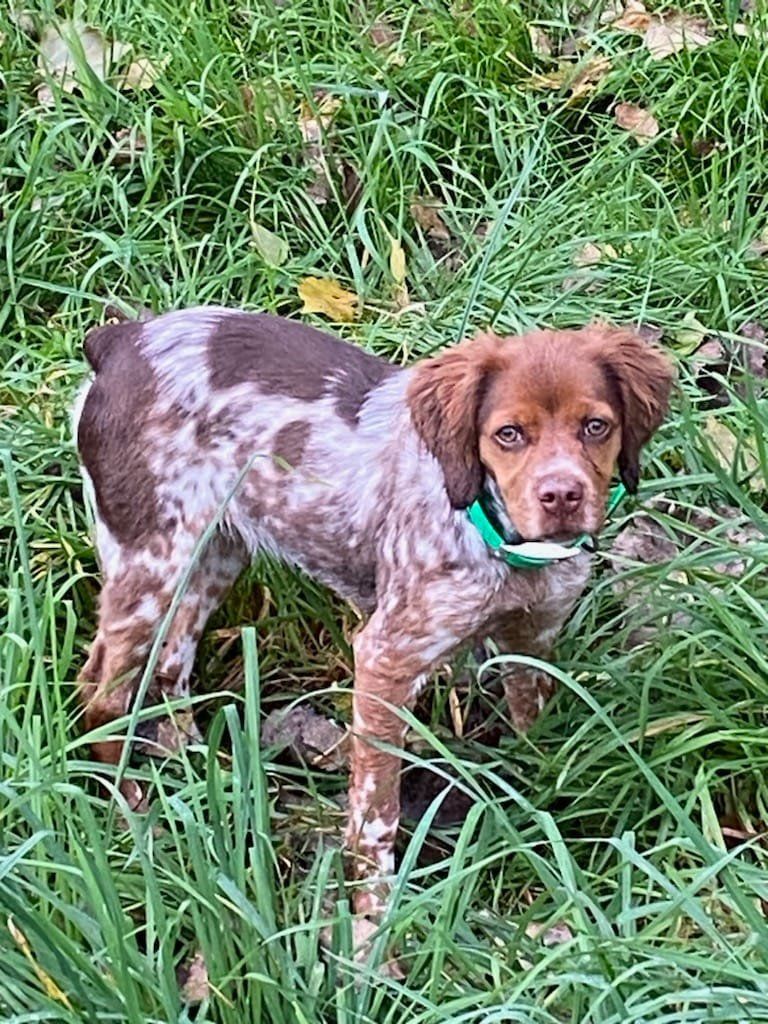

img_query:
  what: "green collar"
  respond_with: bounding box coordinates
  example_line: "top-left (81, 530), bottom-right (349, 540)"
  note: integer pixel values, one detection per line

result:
top-left (467, 483), bottom-right (628, 569)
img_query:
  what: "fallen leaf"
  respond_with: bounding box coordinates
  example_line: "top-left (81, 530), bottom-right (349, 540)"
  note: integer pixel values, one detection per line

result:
top-left (36, 20), bottom-right (131, 105)
top-left (704, 417), bottom-right (761, 480)
top-left (298, 277), bottom-right (358, 322)
top-left (520, 56), bottom-right (611, 101)
top-left (568, 56), bottom-right (612, 102)
top-left (738, 321), bottom-right (767, 379)
top-left (178, 950), bottom-right (210, 1004)
top-left (250, 222), bottom-right (289, 267)
top-left (389, 236), bottom-right (406, 285)
top-left (388, 235), bottom-right (409, 309)
top-left (109, 126), bottom-right (147, 164)
top-left (644, 13), bottom-right (714, 60)
top-left (262, 705), bottom-right (348, 770)
top-left (8, 917), bottom-right (72, 1008)
top-left (672, 311), bottom-right (708, 354)
top-left (341, 160), bottom-right (363, 213)
top-left (573, 241), bottom-right (618, 266)
top-left (410, 197), bottom-right (451, 240)
top-left (526, 921), bottom-right (574, 946)
top-left (747, 226), bottom-right (768, 258)
top-left (299, 91), bottom-right (342, 205)
top-left (369, 20), bottom-right (399, 48)
top-left (614, 102), bottom-right (659, 143)
top-left (120, 55), bottom-right (163, 91)
top-left (611, 0), bottom-right (651, 33)
top-left (527, 25), bottom-right (553, 57)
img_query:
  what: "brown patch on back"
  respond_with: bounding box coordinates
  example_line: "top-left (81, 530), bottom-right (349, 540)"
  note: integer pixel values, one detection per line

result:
top-left (272, 420), bottom-right (311, 472)
top-left (207, 313), bottom-right (396, 422)
top-left (78, 321), bottom-right (160, 544)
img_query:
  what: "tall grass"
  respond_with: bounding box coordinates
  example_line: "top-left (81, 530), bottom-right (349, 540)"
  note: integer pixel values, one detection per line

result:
top-left (2, 1), bottom-right (768, 1020)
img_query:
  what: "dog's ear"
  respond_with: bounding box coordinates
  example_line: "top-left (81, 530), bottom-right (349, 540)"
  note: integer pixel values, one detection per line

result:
top-left (407, 333), bottom-right (503, 508)
top-left (593, 326), bottom-right (675, 493)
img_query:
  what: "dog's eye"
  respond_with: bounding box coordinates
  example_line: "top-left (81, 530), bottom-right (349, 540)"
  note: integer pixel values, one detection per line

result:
top-left (495, 424), bottom-right (525, 447)
top-left (583, 417), bottom-right (610, 439)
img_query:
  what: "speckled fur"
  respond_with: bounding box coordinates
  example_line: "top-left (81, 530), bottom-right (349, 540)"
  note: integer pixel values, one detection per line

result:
top-left (74, 307), bottom-right (671, 943)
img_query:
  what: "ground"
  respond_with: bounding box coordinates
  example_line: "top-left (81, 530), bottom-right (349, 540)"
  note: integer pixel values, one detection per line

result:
top-left (2, 1), bottom-right (768, 1021)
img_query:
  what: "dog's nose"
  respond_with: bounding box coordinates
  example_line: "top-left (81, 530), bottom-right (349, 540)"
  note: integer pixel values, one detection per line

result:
top-left (537, 476), bottom-right (584, 516)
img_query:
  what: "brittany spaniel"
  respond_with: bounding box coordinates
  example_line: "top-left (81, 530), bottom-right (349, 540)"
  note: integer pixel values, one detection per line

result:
top-left (73, 309), bottom-right (673, 947)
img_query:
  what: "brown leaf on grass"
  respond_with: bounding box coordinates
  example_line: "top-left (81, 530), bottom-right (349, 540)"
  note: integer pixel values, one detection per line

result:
top-left (262, 705), bottom-right (348, 770)
top-left (341, 160), bottom-right (363, 213)
top-left (611, 4), bottom-right (715, 59)
top-left (119, 55), bottom-right (164, 91)
top-left (36, 20), bottom-right (131, 105)
top-left (299, 91), bottom-right (342, 205)
top-left (644, 13), bottom-right (714, 60)
top-left (178, 951), bottom-right (210, 1005)
top-left (573, 241), bottom-right (618, 266)
top-left (8, 917), bottom-right (72, 1007)
top-left (611, 0), bottom-right (652, 33)
top-left (298, 277), bottom-right (359, 322)
top-left (369, 20), bottom-right (399, 49)
top-left (738, 321), bottom-right (767, 379)
top-left (569, 56), bottom-right (612, 101)
top-left (614, 102), bottom-right (659, 143)
top-left (109, 126), bottom-right (148, 165)
top-left (747, 226), bottom-right (768, 258)
top-left (526, 921), bottom-right (574, 946)
top-left (410, 198), bottom-right (451, 241)
top-left (527, 25), bottom-right (553, 57)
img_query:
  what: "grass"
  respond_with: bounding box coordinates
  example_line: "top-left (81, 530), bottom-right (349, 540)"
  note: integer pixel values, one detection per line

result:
top-left (2, 0), bottom-right (768, 1019)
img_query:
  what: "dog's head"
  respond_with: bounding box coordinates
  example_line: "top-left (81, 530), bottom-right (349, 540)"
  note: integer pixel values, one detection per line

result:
top-left (407, 326), bottom-right (674, 542)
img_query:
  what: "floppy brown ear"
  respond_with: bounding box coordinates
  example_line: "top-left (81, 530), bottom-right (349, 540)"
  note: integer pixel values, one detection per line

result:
top-left (594, 327), bottom-right (675, 493)
top-left (407, 333), bottom-right (503, 508)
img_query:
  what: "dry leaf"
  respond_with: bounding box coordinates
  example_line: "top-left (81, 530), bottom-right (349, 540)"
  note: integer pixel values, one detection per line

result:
top-left (369, 20), bottom-right (399, 48)
top-left (410, 198), bottom-right (451, 240)
top-left (389, 236), bottom-right (409, 309)
top-left (704, 418), bottom-right (761, 482)
top-left (569, 56), bottom-right (612, 101)
top-left (262, 705), bottom-right (348, 770)
top-left (747, 226), bottom-right (768, 258)
top-left (527, 25), bottom-right (553, 57)
top-left (521, 56), bottom-right (610, 102)
top-left (299, 92), bottom-right (342, 205)
top-left (614, 102), bottom-right (659, 143)
top-left (110, 127), bottom-right (147, 164)
top-left (672, 311), bottom-right (708, 354)
top-left (612, 0), bottom-right (651, 33)
top-left (526, 921), bottom-right (574, 946)
top-left (36, 20), bottom-right (131, 105)
top-left (8, 917), bottom-right (72, 1008)
top-left (573, 241), bottom-right (618, 266)
top-left (120, 56), bottom-right (163, 91)
top-left (178, 950), bottom-right (210, 1004)
top-left (644, 13), bottom-right (714, 60)
top-left (250, 222), bottom-right (289, 267)
top-left (389, 236), bottom-right (406, 284)
top-left (298, 277), bottom-right (358, 322)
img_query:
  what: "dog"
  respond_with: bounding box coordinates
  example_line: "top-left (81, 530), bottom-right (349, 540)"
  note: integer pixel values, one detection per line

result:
top-left (73, 309), bottom-right (673, 944)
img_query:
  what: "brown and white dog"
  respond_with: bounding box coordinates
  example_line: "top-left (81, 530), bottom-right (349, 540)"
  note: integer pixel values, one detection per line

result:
top-left (73, 309), bottom-right (672, 941)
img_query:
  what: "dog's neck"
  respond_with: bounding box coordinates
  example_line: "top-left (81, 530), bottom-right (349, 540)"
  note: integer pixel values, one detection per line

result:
top-left (478, 474), bottom-right (522, 544)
